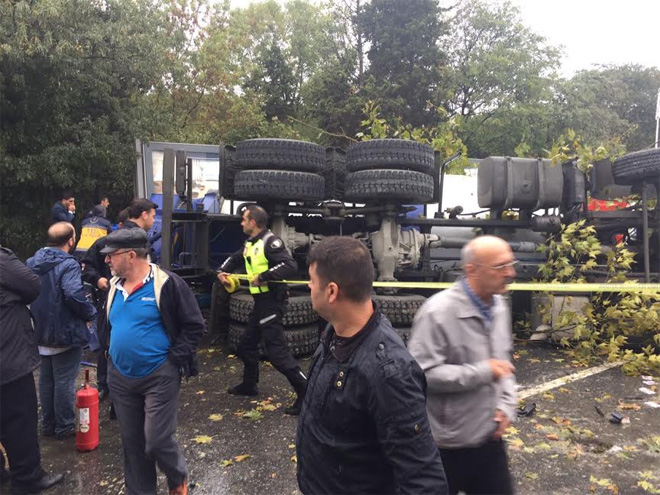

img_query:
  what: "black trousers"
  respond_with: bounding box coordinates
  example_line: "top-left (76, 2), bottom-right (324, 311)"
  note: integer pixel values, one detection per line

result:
top-left (439, 439), bottom-right (514, 495)
top-left (0, 373), bottom-right (46, 485)
top-left (95, 292), bottom-right (109, 393)
top-left (238, 293), bottom-right (301, 391)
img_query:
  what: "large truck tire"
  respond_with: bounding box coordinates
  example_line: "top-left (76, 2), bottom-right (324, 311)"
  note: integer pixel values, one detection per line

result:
top-left (235, 138), bottom-right (325, 173)
top-left (394, 327), bottom-right (411, 346)
top-left (324, 148), bottom-right (346, 200)
top-left (612, 148), bottom-right (660, 184)
top-left (233, 170), bottom-right (325, 201)
top-left (346, 139), bottom-right (435, 175)
top-left (229, 291), bottom-right (318, 326)
top-left (227, 322), bottom-right (320, 357)
top-left (374, 293), bottom-right (426, 326)
top-left (209, 281), bottom-right (231, 339)
top-left (344, 169), bottom-right (434, 203)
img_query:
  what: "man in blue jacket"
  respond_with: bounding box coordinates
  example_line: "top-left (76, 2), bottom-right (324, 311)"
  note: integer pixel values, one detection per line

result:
top-left (297, 236), bottom-right (448, 495)
top-left (0, 246), bottom-right (64, 495)
top-left (27, 222), bottom-right (97, 440)
top-left (50, 191), bottom-right (76, 224)
top-left (99, 228), bottom-right (205, 495)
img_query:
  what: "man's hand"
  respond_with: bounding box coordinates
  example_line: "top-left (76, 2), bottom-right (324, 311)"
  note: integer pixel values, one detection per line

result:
top-left (217, 272), bottom-right (231, 286)
top-left (68, 202), bottom-right (76, 212)
top-left (492, 409), bottom-right (510, 440)
top-left (97, 277), bottom-right (109, 291)
top-left (251, 275), bottom-right (264, 286)
top-left (488, 359), bottom-right (515, 380)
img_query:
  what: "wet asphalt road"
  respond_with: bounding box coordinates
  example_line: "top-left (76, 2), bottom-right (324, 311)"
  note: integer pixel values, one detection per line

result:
top-left (19, 341), bottom-right (660, 495)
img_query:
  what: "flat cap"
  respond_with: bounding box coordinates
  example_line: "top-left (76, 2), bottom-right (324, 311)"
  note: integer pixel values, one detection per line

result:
top-left (100, 228), bottom-right (149, 254)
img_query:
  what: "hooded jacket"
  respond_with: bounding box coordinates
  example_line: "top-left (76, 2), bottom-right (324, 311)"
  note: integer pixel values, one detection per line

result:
top-left (0, 247), bottom-right (41, 385)
top-left (27, 247), bottom-right (96, 347)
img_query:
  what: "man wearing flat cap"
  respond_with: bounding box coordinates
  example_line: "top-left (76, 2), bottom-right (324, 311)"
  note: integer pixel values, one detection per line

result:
top-left (99, 228), bottom-right (205, 495)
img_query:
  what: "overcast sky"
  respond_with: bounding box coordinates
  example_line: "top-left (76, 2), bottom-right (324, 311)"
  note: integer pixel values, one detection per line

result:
top-left (507, 0), bottom-right (660, 75)
top-left (229, 0), bottom-right (660, 76)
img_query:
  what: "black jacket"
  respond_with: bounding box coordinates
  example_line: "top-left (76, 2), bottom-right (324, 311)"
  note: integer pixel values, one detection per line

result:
top-left (98, 264), bottom-right (205, 378)
top-left (51, 201), bottom-right (75, 224)
top-left (296, 308), bottom-right (448, 495)
top-left (219, 229), bottom-right (296, 297)
top-left (0, 247), bottom-right (41, 385)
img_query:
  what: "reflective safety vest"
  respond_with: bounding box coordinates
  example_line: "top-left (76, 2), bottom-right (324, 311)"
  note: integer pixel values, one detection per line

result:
top-left (243, 232), bottom-right (273, 294)
top-left (77, 224), bottom-right (109, 252)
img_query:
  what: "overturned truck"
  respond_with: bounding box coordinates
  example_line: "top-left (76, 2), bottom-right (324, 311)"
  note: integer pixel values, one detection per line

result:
top-left (136, 139), bottom-right (660, 354)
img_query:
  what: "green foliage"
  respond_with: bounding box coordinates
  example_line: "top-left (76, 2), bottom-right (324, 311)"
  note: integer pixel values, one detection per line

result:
top-left (537, 220), bottom-right (660, 374)
top-left (359, 0), bottom-right (446, 127)
top-left (440, 0), bottom-right (560, 158)
top-left (545, 129), bottom-right (626, 174)
top-left (557, 65), bottom-right (660, 152)
top-left (356, 102), bottom-right (469, 173)
top-left (0, 0), bottom-right (180, 255)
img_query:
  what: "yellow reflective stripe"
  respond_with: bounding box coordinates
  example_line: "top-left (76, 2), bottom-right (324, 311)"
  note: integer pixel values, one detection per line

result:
top-left (227, 274), bottom-right (660, 294)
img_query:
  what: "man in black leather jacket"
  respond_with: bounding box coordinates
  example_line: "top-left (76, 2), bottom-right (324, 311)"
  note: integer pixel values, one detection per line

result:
top-left (0, 246), bottom-right (64, 495)
top-left (296, 236), bottom-right (448, 495)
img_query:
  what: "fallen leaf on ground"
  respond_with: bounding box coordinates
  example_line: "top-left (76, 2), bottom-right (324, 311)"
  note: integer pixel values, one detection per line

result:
top-left (291, 454), bottom-right (297, 463)
top-left (194, 435), bottom-right (213, 444)
top-left (234, 454), bottom-right (251, 462)
top-left (618, 402), bottom-right (641, 411)
top-left (242, 409), bottom-right (263, 420)
top-left (525, 472), bottom-right (539, 480)
top-left (221, 459), bottom-right (233, 467)
top-left (546, 434), bottom-right (559, 441)
top-left (208, 414), bottom-right (224, 421)
top-left (196, 390), bottom-right (205, 395)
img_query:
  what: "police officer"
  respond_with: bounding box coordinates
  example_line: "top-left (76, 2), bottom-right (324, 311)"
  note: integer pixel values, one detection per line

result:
top-left (217, 205), bottom-right (307, 415)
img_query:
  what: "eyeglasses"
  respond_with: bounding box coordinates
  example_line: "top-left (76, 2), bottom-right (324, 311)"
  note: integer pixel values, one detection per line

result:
top-left (106, 250), bottom-right (132, 258)
top-left (474, 260), bottom-right (519, 271)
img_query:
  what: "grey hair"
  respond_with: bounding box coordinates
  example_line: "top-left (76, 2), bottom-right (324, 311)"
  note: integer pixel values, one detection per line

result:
top-left (132, 247), bottom-right (149, 259)
top-left (460, 242), bottom-right (476, 268)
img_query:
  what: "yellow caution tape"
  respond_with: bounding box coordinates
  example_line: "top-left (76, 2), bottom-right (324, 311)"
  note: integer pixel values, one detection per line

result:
top-left (222, 273), bottom-right (659, 294)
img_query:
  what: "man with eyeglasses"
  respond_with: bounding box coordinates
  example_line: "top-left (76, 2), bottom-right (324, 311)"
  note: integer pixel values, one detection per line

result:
top-left (100, 228), bottom-right (204, 495)
top-left (408, 235), bottom-right (517, 495)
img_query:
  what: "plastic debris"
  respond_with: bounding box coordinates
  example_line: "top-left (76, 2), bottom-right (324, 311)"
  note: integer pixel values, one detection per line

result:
top-left (639, 387), bottom-right (656, 395)
top-left (517, 403), bottom-right (537, 417)
top-left (609, 412), bottom-right (623, 424)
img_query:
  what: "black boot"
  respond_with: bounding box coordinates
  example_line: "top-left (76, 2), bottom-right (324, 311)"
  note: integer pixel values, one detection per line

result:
top-left (284, 394), bottom-right (304, 416)
top-left (227, 382), bottom-right (259, 396)
top-left (284, 368), bottom-right (307, 416)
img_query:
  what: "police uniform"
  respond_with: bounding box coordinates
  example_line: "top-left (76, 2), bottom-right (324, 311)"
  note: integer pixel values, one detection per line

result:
top-left (220, 229), bottom-right (307, 411)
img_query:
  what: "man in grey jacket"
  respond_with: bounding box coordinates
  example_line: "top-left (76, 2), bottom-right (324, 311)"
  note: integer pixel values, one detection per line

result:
top-left (409, 235), bottom-right (517, 495)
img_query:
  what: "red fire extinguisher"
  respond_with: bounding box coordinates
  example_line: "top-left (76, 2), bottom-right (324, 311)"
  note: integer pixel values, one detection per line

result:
top-left (76, 369), bottom-right (99, 452)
